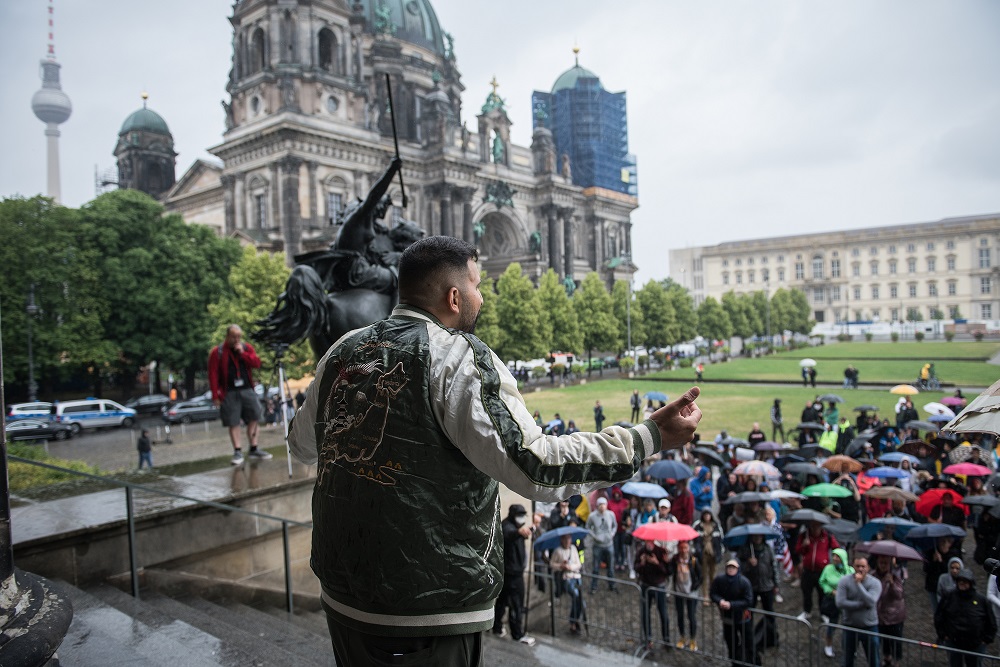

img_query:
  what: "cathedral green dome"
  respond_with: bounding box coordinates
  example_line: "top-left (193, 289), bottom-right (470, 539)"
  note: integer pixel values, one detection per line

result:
top-left (552, 64), bottom-right (602, 94)
top-left (120, 106), bottom-right (171, 136)
top-left (356, 0), bottom-right (447, 57)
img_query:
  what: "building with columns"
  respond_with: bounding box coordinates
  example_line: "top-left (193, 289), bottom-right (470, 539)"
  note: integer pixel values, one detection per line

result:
top-left (162, 0), bottom-right (638, 287)
top-left (669, 213), bottom-right (1000, 327)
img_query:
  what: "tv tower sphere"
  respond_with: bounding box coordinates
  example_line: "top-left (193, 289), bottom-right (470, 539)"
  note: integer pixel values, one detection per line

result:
top-left (32, 59), bottom-right (73, 126)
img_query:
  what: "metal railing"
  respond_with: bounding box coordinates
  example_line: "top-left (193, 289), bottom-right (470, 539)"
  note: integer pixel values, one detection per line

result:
top-left (816, 622), bottom-right (1000, 667)
top-left (9, 455), bottom-right (312, 612)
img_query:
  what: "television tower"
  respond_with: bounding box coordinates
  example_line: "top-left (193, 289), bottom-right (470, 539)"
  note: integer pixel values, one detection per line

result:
top-left (31, 0), bottom-right (72, 203)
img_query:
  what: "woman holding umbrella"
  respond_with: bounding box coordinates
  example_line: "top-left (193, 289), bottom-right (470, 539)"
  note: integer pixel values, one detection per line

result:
top-left (922, 535), bottom-right (961, 614)
top-left (736, 531), bottom-right (780, 645)
top-left (549, 532), bottom-right (584, 633)
top-left (873, 554), bottom-right (906, 667)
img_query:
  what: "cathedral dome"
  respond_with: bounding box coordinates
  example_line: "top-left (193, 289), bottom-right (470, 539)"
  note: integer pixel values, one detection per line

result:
top-left (356, 0), bottom-right (446, 57)
top-left (120, 106), bottom-right (171, 137)
top-left (551, 64), bottom-right (601, 94)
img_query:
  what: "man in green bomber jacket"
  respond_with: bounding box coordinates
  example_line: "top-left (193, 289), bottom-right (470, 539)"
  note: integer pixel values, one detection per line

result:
top-left (289, 235), bottom-right (703, 667)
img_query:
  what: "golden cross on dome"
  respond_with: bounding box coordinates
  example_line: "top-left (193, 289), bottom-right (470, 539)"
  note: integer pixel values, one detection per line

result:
top-left (489, 75), bottom-right (500, 96)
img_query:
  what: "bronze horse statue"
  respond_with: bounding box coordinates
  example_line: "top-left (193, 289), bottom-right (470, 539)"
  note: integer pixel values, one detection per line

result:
top-left (255, 158), bottom-right (425, 358)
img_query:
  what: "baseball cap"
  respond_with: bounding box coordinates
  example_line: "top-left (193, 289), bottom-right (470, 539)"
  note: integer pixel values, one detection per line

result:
top-left (596, 497), bottom-right (608, 506)
top-left (726, 559), bottom-right (739, 568)
top-left (658, 499), bottom-right (671, 509)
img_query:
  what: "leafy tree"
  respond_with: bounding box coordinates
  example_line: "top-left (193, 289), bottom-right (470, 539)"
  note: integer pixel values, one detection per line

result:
top-left (785, 288), bottom-right (813, 333)
top-left (906, 307), bottom-right (923, 322)
top-left (474, 271), bottom-right (501, 349)
top-left (666, 281), bottom-right (698, 343)
top-left (696, 296), bottom-right (732, 341)
top-left (494, 263), bottom-right (546, 361)
top-left (721, 291), bottom-right (752, 339)
top-left (209, 245), bottom-right (313, 387)
top-left (611, 280), bottom-right (644, 354)
top-left (750, 291), bottom-right (771, 338)
top-left (77, 189), bottom-right (241, 393)
top-left (537, 269), bottom-right (582, 354)
top-left (636, 280), bottom-right (675, 348)
top-left (740, 292), bottom-right (763, 338)
top-left (573, 273), bottom-right (620, 369)
top-left (0, 196), bottom-right (113, 396)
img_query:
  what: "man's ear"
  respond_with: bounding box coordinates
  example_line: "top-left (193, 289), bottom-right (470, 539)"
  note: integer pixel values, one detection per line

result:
top-left (446, 285), bottom-right (462, 315)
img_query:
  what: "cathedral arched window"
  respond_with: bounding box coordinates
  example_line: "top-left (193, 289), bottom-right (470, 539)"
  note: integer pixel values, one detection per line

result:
top-left (250, 28), bottom-right (267, 74)
top-left (318, 28), bottom-right (338, 74)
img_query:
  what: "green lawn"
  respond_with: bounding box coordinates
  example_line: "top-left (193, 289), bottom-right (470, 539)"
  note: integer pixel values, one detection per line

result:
top-left (522, 340), bottom-right (999, 441)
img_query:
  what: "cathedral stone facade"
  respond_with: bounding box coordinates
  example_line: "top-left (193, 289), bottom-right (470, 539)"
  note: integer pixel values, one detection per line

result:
top-left (163, 0), bottom-right (637, 287)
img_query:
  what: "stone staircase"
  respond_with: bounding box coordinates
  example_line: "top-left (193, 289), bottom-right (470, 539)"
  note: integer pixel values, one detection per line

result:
top-left (51, 580), bottom-right (335, 666)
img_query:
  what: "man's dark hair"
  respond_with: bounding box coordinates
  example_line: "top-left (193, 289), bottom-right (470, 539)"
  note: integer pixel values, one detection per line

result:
top-left (398, 236), bottom-right (478, 306)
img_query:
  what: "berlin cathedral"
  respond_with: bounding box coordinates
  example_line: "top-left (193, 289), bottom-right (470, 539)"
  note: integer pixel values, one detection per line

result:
top-left (119, 0), bottom-right (639, 286)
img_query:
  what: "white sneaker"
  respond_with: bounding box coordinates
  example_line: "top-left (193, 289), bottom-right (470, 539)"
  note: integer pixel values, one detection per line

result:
top-left (518, 635), bottom-right (536, 646)
top-left (775, 593), bottom-right (784, 603)
top-left (230, 450), bottom-right (244, 465)
top-left (796, 611), bottom-right (809, 622)
top-left (248, 448), bottom-right (273, 460)
top-left (821, 614), bottom-right (830, 624)
top-left (824, 645), bottom-right (834, 658)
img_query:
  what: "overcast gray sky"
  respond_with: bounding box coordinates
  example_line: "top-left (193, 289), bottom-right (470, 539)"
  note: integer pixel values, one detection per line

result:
top-left (2, 0), bottom-right (999, 284)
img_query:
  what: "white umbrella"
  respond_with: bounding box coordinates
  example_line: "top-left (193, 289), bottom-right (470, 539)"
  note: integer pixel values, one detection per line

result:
top-left (799, 358), bottom-right (817, 368)
top-left (943, 379), bottom-right (1000, 436)
top-left (923, 402), bottom-right (955, 419)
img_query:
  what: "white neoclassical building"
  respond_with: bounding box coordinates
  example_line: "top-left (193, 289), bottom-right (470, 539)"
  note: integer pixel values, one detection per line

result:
top-left (669, 213), bottom-right (1000, 330)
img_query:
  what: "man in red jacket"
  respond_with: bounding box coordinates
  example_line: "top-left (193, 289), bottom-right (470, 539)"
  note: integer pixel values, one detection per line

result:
top-left (795, 520), bottom-right (839, 622)
top-left (208, 324), bottom-right (271, 465)
top-left (670, 479), bottom-right (695, 526)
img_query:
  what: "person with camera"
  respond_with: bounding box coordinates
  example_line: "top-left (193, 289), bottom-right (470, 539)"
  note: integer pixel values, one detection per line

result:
top-left (208, 324), bottom-right (272, 465)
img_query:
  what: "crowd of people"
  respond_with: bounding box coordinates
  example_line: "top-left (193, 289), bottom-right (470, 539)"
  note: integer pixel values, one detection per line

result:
top-left (518, 391), bottom-right (1000, 665)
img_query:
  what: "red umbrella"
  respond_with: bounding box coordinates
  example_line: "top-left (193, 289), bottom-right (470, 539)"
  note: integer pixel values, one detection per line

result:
top-left (914, 488), bottom-right (969, 518)
top-left (632, 522), bottom-right (699, 542)
top-left (943, 462), bottom-right (992, 477)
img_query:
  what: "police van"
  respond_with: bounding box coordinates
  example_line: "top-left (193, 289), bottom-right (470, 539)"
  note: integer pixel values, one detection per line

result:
top-left (50, 398), bottom-right (137, 435)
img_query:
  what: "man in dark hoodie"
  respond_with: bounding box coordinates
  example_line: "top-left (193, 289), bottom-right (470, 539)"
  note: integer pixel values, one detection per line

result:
top-left (711, 558), bottom-right (757, 667)
top-left (493, 504), bottom-right (536, 646)
top-left (935, 568), bottom-right (997, 667)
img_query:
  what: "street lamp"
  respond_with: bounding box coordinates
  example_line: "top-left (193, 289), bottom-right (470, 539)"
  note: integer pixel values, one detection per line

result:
top-left (625, 252), bottom-right (634, 376)
top-left (26, 284), bottom-right (39, 402)
top-left (765, 279), bottom-right (771, 350)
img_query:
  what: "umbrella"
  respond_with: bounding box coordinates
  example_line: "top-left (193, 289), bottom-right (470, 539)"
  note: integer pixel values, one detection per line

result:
top-left (914, 488), bottom-right (969, 518)
top-left (928, 414), bottom-right (953, 424)
top-left (725, 438), bottom-right (751, 447)
top-left (752, 440), bottom-right (784, 452)
top-left (828, 518), bottom-right (861, 543)
top-left (855, 539), bottom-right (925, 562)
top-left (646, 459), bottom-right (694, 480)
top-left (621, 481), bottom-right (669, 498)
top-left (948, 445), bottom-right (987, 464)
top-left (853, 405), bottom-right (880, 412)
top-left (962, 495), bottom-right (1000, 509)
top-left (924, 402), bottom-right (956, 419)
top-left (769, 489), bottom-right (807, 501)
top-left (857, 518), bottom-right (920, 542)
top-left (822, 455), bottom-right (863, 474)
top-left (785, 508), bottom-right (831, 524)
top-left (890, 384), bottom-right (920, 396)
top-left (898, 440), bottom-right (938, 457)
top-left (940, 396), bottom-right (967, 408)
top-left (799, 358), bottom-right (817, 368)
top-left (732, 461), bottom-right (780, 477)
top-left (793, 445), bottom-right (827, 460)
top-left (931, 434), bottom-right (959, 448)
top-left (864, 486), bottom-right (918, 502)
top-left (784, 462), bottom-right (828, 478)
top-left (723, 524), bottom-right (780, 548)
top-left (802, 483), bottom-right (853, 498)
top-left (878, 452), bottom-right (920, 466)
top-left (796, 422), bottom-right (827, 431)
top-left (632, 522), bottom-right (699, 543)
top-left (692, 446), bottom-right (728, 468)
top-left (534, 525), bottom-right (593, 551)
top-left (818, 394), bottom-right (845, 404)
top-left (773, 454), bottom-right (806, 470)
top-left (906, 523), bottom-right (967, 541)
top-left (905, 420), bottom-right (940, 433)
top-left (866, 466), bottom-right (910, 480)
top-left (943, 462), bottom-right (992, 477)
top-left (643, 391), bottom-right (669, 403)
top-left (723, 491), bottom-right (774, 505)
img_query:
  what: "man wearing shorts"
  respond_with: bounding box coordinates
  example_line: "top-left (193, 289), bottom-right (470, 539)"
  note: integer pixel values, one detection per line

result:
top-left (208, 324), bottom-right (272, 465)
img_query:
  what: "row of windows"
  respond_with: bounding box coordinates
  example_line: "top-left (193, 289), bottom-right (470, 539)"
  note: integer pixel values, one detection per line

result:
top-left (251, 191), bottom-right (345, 228)
top-left (804, 277), bottom-right (993, 302)
top-left (826, 304), bottom-right (992, 322)
top-left (721, 238), bottom-right (993, 270)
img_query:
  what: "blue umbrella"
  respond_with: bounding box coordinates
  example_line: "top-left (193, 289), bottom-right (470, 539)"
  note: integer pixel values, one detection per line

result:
top-left (866, 466), bottom-right (910, 479)
top-left (879, 452), bottom-right (920, 466)
top-left (857, 517), bottom-right (920, 541)
top-left (723, 524), bottom-right (779, 548)
top-left (646, 459), bottom-right (694, 480)
top-left (534, 525), bottom-right (593, 552)
top-left (906, 523), bottom-right (967, 549)
top-left (622, 481), bottom-right (669, 498)
top-left (644, 391), bottom-right (669, 403)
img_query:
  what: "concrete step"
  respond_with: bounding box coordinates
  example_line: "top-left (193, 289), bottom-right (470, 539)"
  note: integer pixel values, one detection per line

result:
top-left (187, 597), bottom-right (335, 666)
top-left (257, 606), bottom-right (331, 640)
top-left (51, 581), bottom-right (228, 667)
top-left (143, 591), bottom-right (322, 666)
